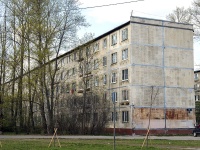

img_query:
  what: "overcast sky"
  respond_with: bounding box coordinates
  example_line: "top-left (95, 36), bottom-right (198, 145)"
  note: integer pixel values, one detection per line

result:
top-left (78, 0), bottom-right (200, 70)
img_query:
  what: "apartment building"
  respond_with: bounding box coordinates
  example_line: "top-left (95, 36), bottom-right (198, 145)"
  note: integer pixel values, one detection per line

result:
top-left (56, 16), bottom-right (195, 135)
top-left (194, 70), bottom-right (200, 100)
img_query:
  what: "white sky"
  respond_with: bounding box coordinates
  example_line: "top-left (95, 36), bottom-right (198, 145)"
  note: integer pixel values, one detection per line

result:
top-left (78, 0), bottom-right (199, 70)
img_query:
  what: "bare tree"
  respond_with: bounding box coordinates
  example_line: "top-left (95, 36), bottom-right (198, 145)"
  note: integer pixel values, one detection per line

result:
top-left (166, 7), bottom-right (192, 23)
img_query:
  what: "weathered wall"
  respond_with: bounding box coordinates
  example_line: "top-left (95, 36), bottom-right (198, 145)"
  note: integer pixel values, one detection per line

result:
top-left (130, 16), bottom-right (195, 130)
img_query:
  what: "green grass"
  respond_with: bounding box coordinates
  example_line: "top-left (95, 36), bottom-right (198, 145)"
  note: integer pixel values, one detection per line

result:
top-left (0, 138), bottom-right (199, 150)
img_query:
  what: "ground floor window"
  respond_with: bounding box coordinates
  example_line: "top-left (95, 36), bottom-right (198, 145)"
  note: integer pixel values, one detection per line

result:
top-left (122, 111), bottom-right (129, 122)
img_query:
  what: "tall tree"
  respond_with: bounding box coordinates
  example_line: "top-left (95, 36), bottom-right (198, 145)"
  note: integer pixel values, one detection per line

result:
top-left (0, 4), bottom-right (8, 133)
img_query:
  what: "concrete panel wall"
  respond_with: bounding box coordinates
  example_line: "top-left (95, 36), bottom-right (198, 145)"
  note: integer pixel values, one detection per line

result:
top-left (165, 68), bottom-right (194, 88)
top-left (132, 86), bottom-right (164, 107)
top-left (164, 28), bottom-right (193, 49)
top-left (131, 24), bottom-right (162, 45)
top-left (165, 48), bottom-right (193, 68)
top-left (132, 45), bottom-right (163, 66)
top-left (166, 88), bottom-right (195, 108)
top-left (131, 66), bottom-right (164, 86)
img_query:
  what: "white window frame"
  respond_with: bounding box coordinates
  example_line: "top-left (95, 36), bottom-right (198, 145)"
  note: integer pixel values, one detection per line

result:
top-left (122, 49), bottom-right (128, 60)
top-left (122, 69), bottom-right (128, 81)
top-left (103, 56), bottom-right (107, 66)
top-left (111, 33), bottom-right (117, 45)
top-left (111, 52), bottom-right (117, 64)
top-left (111, 72), bottom-right (117, 83)
top-left (122, 28), bottom-right (128, 41)
top-left (122, 111), bottom-right (129, 122)
top-left (122, 90), bottom-right (129, 100)
top-left (112, 92), bottom-right (117, 102)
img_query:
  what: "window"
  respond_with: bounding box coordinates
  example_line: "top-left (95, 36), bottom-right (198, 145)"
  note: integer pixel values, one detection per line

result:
top-left (72, 83), bottom-right (76, 91)
top-left (122, 90), bottom-right (129, 100)
top-left (86, 80), bottom-right (90, 89)
top-left (122, 69), bottom-right (128, 80)
top-left (122, 28), bottom-right (128, 41)
top-left (103, 74), bottom-right (107, 84)
top-left (103, 56), bottom-right (107, 66)
top-left (66, 70), bottom-right (69, 77)
top-left (61, 85), bottom-right (64, 93)
top-left (93, 42), bottom-right (99, 52)
top-left (86, 62), bottom-right (91, 73)
top-left (60, 58), bottom-right (64, 66)
top-left (122, 49), bottom-right (128, 60)
top-left (122, 111), bottom-right (129, 122)
top-left (67, 55), bottom-right (70, 63)
top-left (60, 71), bottom-right (64, 80)
top-left (112, 92), bottom-right (117, 102)
top-left (86, 46), bottom-right (90, 56)
top-left (72, 68), bottom-right (75, 75)
top-left (111, 72), bottom-right (117, 83)
top-left (94, 77), bottom-right (99, 86)
top-left (94, 59), bottom-right (99, 69)
top-left (74, 52), bottom-right (77, 60)
top-left (103, 38), bottom-right (107, 48)
top-left (79, 65), bottom-right (83, 75)
top-left (66, 84), bottom-right (70, 93)
top-left (111, 112), bottom-right (118, 122)
top-left (111, 52), bottom-right (117, 64)
top-left (195, 73), bottom-right (199, 80)
top-left (195, 84), bottom-right (200, 90)
top-left (78, 50), bottom-right (83, 60)
top-left (111, 33), bottom-right (117, 45)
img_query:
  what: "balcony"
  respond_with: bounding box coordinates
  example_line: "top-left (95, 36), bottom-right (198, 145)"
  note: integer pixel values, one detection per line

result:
top-left (120, 100), bottom-right (129, 105)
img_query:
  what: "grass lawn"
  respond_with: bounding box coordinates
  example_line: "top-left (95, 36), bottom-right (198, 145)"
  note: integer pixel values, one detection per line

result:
top-left (0, 138), bottom-right (199, 150)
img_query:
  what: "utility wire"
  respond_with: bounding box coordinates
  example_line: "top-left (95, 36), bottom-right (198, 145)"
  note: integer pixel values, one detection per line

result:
top-left (0, 0), bottom-right (145, 18)
top-left (79, 0), bottom-right (144, 9)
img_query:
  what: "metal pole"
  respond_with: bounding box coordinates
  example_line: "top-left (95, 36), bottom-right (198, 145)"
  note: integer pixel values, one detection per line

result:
top-left (113, 101), bottom-right (116, 150)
